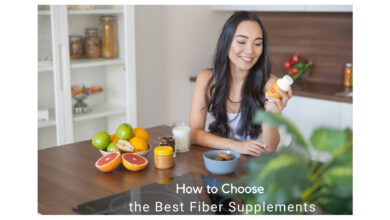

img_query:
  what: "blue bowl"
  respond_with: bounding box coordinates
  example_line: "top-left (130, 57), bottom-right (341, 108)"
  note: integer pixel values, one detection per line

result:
top-left (203, 150), bottom-right (241, 175)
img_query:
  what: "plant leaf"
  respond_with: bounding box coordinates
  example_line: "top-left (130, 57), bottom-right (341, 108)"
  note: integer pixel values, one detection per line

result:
top-left (253, 109), bottom-right (310, 158)
top-left (310, 128), bottom-right (352, 152)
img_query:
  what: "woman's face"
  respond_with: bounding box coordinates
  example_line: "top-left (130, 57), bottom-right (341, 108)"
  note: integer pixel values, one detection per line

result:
top-left (228, 20), bottom-right (263, 72)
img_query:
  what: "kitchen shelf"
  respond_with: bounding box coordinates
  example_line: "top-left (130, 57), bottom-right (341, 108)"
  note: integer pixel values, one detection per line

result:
top-left (38, 58), bottom-right (125, 72)
top-left (70, 58), bottom-right (125, 69)
top-left (73, 104), bottom-right (126, 122)
top-left (38, 8), bottom-right (123, 16)
top-left (38, 104), bottom-right (126, 128)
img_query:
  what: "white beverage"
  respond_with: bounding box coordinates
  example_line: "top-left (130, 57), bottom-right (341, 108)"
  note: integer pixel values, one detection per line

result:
top-left (172, 126), bottom-right (190, 152)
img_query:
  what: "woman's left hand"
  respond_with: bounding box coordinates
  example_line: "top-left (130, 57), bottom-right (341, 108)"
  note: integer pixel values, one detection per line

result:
top-left (265, 87), bottom-right (293, 113)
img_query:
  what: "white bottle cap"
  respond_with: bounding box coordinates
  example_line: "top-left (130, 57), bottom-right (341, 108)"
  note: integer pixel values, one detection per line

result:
top-left (346, 63), bottom-right (352, 67)
top-left (277, 75), bottom-right (294, 91)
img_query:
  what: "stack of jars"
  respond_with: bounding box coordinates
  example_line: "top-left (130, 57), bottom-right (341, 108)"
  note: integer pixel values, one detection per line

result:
top-left (69, 16), bottom-right (117, 59)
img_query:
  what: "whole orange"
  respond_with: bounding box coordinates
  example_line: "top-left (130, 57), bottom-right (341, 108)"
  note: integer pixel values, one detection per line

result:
top-left (110, 134), bottom-right (118, 142)
top-left (133, 127), bottom-right (149, 143)
top-left (129, 136), bottom-right (148, 152)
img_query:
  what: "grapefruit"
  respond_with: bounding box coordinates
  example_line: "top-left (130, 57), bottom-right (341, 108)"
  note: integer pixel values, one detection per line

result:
top-left (133, 127), bottom-right (149, 143)
top-left (95, 152), bottom-right (121, 172)
top-left (122, 153), bottom-right (148, 171)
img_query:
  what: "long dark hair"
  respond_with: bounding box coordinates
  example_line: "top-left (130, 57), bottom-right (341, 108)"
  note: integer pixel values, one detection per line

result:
top-left (206, 11), bottom-right (271, 139)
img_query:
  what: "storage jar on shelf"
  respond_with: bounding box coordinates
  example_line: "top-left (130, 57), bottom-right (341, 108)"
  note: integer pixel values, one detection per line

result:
top-left (101, 16), bottom-right (117, 58)
top-left (84, 28), bottom-right (101, 59)
top-left (69, 35), bottom-right (84, 59)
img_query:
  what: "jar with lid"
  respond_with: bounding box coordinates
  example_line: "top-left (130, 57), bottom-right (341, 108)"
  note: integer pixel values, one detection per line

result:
top-left (344, 63), bottom-right (352, 87)
top-left (154, 146), bottom-right (174, 169)
top-left (84, 28), bottom-right (100, 58)
top-left (100, 16), bottom-right (117, 58)
top-left (69, 35), bottom-right (83, 59)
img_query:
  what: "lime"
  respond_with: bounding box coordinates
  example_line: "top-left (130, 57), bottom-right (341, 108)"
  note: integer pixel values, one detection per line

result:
top-left (107, 141), bottom-right (119, 152)
top-left (92, 131), bottom-right (110, 150)
top-left (116, 124), bottom-right (133, 140)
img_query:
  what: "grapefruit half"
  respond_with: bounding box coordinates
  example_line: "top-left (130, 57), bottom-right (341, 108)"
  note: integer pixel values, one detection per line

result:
top-left (122, 153), bottom-right (148, 171)
top-left (95, 152), bottom-right (121, 172)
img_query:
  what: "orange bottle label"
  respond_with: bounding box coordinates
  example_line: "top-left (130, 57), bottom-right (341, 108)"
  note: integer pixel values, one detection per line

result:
top-left (266, 83), bottom-right (284, 99)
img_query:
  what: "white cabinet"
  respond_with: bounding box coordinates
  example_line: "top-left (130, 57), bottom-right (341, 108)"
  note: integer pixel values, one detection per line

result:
top-left (212, 5), bottom-right (352, 12)
top-left (282, 96), bottom-right (352, 161)
top-left (38, 6), bottom-right (137, 149)
top-left (283, 96), bottom-right (352, 140)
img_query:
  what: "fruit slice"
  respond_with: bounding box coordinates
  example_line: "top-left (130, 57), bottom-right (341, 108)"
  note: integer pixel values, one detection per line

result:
top-left (116, 140), bottom-right (135, 153)
top-left (122, 153), bottom-right (148, 171)
top-left (95, 152), bottom-right (121, 172)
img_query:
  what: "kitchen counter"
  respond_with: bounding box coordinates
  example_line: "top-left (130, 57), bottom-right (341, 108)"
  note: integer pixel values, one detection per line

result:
top-left (189, 77), bottom-right (352, 103)
top-left (38, 125), bottom-right (248, 214)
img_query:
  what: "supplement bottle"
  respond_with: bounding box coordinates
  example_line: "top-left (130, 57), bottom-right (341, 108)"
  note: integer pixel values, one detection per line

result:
top-left (266, 75), bottom-right (293, 99)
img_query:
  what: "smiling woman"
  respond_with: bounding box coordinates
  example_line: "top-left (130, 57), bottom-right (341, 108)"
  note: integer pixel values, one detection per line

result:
top-left (189, 11), bottom-right (293, 157)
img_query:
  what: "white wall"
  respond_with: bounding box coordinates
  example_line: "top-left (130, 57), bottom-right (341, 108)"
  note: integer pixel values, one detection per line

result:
top-left (134, 6), bottom-right (232, 128)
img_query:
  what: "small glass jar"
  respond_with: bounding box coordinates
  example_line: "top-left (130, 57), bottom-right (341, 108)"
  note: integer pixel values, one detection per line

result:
top-left (344, 63), bottom-right (352, 87)
top-left (154, 146), bottom-right (174, 169)
top-left (69, 35), bottom-right (83, 59)
top-left (101, 16), bottom-right (116, 58)
top-left (84, 28), bottom-right (100, 58)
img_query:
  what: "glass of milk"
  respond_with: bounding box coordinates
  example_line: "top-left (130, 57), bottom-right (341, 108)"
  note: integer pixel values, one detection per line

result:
top-left (172, 121), bottom-right (190, 152)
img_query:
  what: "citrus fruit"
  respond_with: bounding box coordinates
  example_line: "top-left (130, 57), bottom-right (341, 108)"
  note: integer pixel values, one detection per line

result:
top-left (122, 153), bottom-right (148, 171)
top-left (130, 136), bottom-right (148, 152)
top-left (95, 152), bottom-right (121, 172)
top-left (133, 127), bottom-right (149, 143)
top-left (116, 124), bottom-right (133, 140)
top-left (92, 131), bottom-right (111, 150)
top-left (110, 134), bottom-right (117, 142)
top-left (107, 141), bottom-right (119, 153)
top-left (116, 140), bottom-right (135, 153)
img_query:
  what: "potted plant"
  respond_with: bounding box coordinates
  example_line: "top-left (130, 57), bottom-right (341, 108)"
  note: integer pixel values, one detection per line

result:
top-left (228, 109), bottom-right (352, 214)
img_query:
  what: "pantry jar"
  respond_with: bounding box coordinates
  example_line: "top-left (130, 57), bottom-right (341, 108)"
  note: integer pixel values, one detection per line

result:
top-left (84, 28), bottom-right (100, 58)
top-left (154, 146), bottom-right (174, 169)
top-left (69, 35), bottom-right (83, 59)
top-left (100, 16), bottom-right (116, 58)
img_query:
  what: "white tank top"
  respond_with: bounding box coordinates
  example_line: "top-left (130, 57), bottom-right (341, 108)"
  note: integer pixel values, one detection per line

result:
top-left (206, 112), bottom-right (262, 141)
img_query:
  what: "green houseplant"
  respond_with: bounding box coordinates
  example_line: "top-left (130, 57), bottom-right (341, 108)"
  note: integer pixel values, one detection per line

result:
top-left (230, 109), bottom-right (352, 214)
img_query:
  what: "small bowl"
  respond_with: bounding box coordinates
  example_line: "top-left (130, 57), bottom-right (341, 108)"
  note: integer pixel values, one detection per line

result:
top-left (203, 150), bottom-right (241, 175)
top-left (99, 144), bottom-right (152, 157)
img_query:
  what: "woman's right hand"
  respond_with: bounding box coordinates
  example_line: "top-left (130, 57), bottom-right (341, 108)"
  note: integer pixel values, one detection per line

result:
top-left (232, 140), bottom-right (268, 157)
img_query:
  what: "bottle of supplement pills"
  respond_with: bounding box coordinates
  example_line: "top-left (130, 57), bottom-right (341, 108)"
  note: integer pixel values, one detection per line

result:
top-left (266, 75), bottom-right (293, 99)
top-left (154, 146), bottom-right (174, 169)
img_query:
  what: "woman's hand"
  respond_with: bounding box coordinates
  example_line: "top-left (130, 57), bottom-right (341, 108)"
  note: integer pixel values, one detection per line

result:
top-left (232, 140), bottom-right (268, 157)
top-left (265, 87), bottom-right (293, 113)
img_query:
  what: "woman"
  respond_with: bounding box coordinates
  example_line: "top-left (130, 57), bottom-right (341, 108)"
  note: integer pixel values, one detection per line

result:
top-left (189, 11), bottom-right (292, 157)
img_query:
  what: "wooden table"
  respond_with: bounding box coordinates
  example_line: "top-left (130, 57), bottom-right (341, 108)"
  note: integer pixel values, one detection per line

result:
top-left (38, 125), bottom-right (248, 214)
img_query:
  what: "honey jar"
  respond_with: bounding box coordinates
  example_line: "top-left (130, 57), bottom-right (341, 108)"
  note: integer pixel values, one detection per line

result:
top-left (154, 146), bottom-right (174, 169)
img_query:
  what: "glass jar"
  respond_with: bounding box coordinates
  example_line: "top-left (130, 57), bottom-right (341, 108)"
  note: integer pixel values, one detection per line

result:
top-left (100, 16), bottom-right (116, 58)
top-left (84, 28), bottom-right (100, 58)
top-left (344, 63), bottom-right (352, 87)
top-left (154, 146), bottom-right (174, 169)
top-left (69, 35), bottom-right (83, 59)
